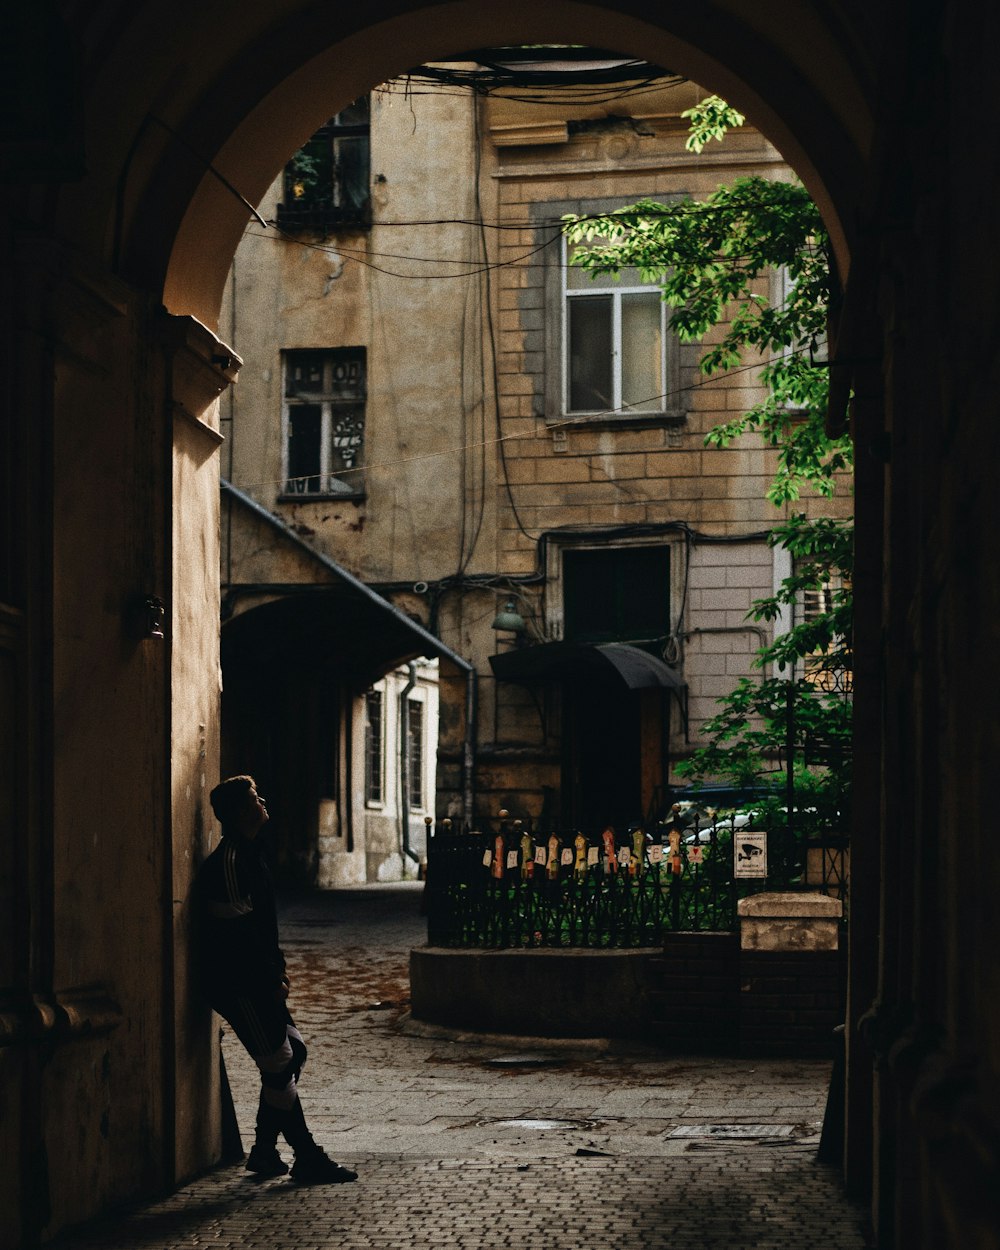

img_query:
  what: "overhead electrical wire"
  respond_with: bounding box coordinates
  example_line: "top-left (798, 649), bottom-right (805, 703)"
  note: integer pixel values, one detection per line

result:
top-left (376, 78), bottom-right (684, 107)
top-left (212, 57), bottom-right (821, 548)
top-left (244, 224), bottom-right (563, 281)
top-left (231, 346), bottom-right (819, 513)
top-left (378, 53), bottom-right (686, 107)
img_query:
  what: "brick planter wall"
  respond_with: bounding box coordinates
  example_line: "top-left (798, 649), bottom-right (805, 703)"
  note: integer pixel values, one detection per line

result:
top-left (739, 948), bottom-right (846, 1057)
top-left (646, 937), bottom-right (846, 1057)
top-left (645, 933), bottom-right (741, 1052)
top-left (410, 923), bottom-right (846, 1056)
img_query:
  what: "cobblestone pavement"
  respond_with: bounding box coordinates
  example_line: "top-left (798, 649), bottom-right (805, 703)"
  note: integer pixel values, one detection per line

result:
top-left (52, 885), bottom-right (871, 1249)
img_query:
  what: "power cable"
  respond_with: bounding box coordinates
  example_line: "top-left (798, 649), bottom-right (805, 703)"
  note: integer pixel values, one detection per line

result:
top-left (247, 224), bottom-right (562, 281)
top-left (232, 347), bottom-right (820, 501)
top-left (474, 96), bottom-right (536, 545)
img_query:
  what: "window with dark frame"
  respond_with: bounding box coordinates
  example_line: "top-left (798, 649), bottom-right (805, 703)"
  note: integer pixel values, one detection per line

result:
top-left (282, 347), bottom-right (366, 497)
top-left (406, 697), bottom-right (424, 809)
top-left (278, 97), bottom-right (371, 232)
top-left (562, 545), bottom-right (671, 646)
top-left (364, 689), bottom-right (383, 805)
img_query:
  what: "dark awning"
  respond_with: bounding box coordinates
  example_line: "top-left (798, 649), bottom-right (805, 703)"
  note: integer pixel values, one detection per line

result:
top-left (489, 641), bottom-right (685, 691)
top-left (220, 479), bottom-right (471, 688)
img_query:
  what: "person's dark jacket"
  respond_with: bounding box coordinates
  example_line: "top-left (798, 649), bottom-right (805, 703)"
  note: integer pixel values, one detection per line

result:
top-left (194, 831), bottom-right (286, 1002)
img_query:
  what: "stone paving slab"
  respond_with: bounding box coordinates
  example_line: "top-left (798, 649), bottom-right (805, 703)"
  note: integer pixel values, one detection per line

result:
top-left (52, 1150), bottom-right (868, 1250)
top-left (48, 886), bottom-right (870, 1249)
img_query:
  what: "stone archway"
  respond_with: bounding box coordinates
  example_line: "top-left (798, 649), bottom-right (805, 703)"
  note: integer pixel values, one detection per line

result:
top-left (147, 3), bottom-right (866, 328)
top-left (138, 0), bottom-right (880, 1231)
top-left (18, 4), bottom-right (1000, 1248)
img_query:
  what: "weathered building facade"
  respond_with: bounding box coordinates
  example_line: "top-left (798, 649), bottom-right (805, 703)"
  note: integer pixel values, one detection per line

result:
top-left (221, 66), bottom-right (843, 862)
top-left (3, 5), bottom-right (999, 1248)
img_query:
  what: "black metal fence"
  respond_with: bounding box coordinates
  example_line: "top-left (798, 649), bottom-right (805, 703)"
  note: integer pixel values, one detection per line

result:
top-left (425, 814), bottom-right (847, 949)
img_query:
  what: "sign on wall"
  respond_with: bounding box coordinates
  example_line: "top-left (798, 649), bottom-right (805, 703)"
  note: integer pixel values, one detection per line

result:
top-left (734, 831), bottom-right (767, 879)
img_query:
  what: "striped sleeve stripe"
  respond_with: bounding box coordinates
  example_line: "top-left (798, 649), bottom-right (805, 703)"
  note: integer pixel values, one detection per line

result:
top-left (222, 842), bottom-right (254, 915)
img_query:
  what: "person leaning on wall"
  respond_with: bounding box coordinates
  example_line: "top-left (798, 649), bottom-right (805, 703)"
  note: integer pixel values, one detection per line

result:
top-left (193, 774), bottom-right (358, 1184)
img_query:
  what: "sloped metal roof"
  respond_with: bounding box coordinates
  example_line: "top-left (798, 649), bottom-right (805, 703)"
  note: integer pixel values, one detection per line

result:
top-left (220, 479), bottom-right (470, 687)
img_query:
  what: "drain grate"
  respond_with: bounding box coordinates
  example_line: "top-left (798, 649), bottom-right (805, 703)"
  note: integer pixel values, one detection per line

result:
top-left (486, 1054), bottom-right (566, 1069)
top-left (492, 1118), bottom-right (583, 1131)
top-left (667, 1124), bottom-right (796, 1139)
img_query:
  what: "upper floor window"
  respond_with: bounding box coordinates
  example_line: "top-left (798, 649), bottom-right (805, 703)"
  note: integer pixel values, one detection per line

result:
top-left (277, 97), bottom-right (371, 232)
top-left (282, 348), bottom-right (366, 498)
top-left (564, 238), bottom-right (669, 418)
top-left (540, 200), bottom-right (684, 427)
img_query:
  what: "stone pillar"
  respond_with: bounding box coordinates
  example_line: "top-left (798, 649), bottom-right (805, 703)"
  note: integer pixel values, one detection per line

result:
top-left (738, 893), bottom-right (845, 1058)
top-left (737, 891), bottom-right (843, 951)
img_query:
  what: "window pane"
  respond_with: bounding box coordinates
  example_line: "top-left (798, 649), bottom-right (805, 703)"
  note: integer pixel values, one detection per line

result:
top-left (330, 96), bottom-right (370, 131)
top-left (563, 546), bottom-right (671, 643)
top-left (285, 353), bottom-right (325, 397)
top-left (284, 135), bottom-right (334, 208)
top-left (407, 699), bottom-right (423, 809)
top-left (325, 403), bottom-right (365, 494)
top-left (332, 134), bottom-right (370, 213)
top-left (566, 242), bottom-right (644, 290)
top-left (567, 295), bottom-right (612, 412)
top-left (365, 690), bottom-right (383, 804)
top-left (286, 403), bottom-right (322, 492)
top-left (328, 350), bottom-right (366, 401)
top-left (621, 292), bottom-right (663, 412)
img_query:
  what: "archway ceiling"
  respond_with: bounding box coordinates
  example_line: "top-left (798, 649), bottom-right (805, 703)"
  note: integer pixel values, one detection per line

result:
top-left (56, 1), bottom-right (880, 322)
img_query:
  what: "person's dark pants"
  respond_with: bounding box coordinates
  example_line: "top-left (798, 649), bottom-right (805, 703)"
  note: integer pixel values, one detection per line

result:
top-left (213, 994), bottom-right (315, 1155)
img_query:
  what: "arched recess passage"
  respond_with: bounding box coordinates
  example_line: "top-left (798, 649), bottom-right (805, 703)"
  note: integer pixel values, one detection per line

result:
top-left (8, 3), bottom-right (916, 1246)
top-left (135, 0), bottom-right (878, 1218)
top-left (147, 0), bottom-right (878, 1192)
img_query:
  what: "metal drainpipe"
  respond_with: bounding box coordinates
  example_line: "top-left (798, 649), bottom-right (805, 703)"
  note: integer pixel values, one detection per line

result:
top-left (399, 663), bottom-right (420, 867)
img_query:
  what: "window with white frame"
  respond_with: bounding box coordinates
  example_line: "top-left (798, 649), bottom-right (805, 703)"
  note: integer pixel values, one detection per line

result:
top-left (282, 348), bottom-right (366, 496)
top-left (562, 544), bottom-right (671, 644)
top-left (797, 573), bottom-right (852, 692)
top-left (771, 263), bottom-right (827, 401)
top-left (364, 688), bottom-right (383, 805)
top-left (406, 697), bottom-right (424, 809)
top-left (545, 533), bottom-right (686, 646)
top-left (563, 237), bottom-right (668, 417)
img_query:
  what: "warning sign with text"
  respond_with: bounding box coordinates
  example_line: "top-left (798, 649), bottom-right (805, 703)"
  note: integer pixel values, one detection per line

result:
top-left (734, 831), bottom-right (767, 878)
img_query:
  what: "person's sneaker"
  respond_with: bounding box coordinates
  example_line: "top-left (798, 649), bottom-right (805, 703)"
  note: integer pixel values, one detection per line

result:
top-left (245, 1145), bottom-right (289, 1177)
top-left (290, 1149), bottom-right (358, 1185)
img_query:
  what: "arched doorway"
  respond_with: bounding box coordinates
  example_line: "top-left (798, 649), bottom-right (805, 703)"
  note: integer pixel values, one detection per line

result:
top-left (17, 5), bottom-right (994, 1248)
top-left (140, 5), bottom-right (873, 1233)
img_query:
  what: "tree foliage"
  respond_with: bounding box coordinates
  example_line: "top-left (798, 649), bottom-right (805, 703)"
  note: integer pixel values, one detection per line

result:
top-left (564, 179), bottom-right (850, 502)
top-left (680, 94), bottom-right (746, 154)
top-left (562, 112), bottom-right (853, 837)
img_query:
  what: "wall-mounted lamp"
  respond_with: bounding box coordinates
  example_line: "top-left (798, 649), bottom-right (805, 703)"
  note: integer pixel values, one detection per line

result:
top-left (490, 599), bottom-right (527, 637)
